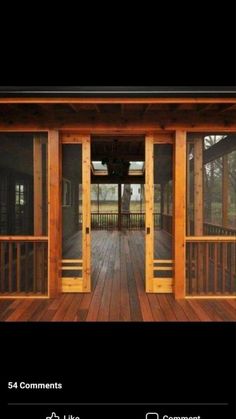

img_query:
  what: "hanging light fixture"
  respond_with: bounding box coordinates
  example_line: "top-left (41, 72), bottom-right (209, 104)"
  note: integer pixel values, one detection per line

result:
top-left (102, 139), bottom-right (130, 178)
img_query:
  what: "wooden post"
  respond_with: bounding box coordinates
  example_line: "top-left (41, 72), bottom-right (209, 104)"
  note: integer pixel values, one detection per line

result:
top-left (48, 130), bottom-right (60, 297)
top-left (118, 183), bottom-right (122, 230)
top-left (145, 134), bottom-right (154, 292)
top-left (174, 131), bottom-right (186, 299)
top-left (82, 136), bottom-right (91, 292)
top-left (33, 135), bottom-right (44, 292)
top-left (194, 137), bottom-right (203, 235)
top-left (186, 142), bottom-right (191, 235)
top-left (33, 136), bottom-right (43, 235)
top-left (193, 136), bottom-right (204, 292)
top-left (222, 154), bottom-right (228, 227)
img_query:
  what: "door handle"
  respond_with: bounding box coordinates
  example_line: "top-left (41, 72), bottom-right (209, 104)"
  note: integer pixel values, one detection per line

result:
top-left (86, 227), bottom-right (90, 234)
top-left (146, 227), bottom-right (150, 234)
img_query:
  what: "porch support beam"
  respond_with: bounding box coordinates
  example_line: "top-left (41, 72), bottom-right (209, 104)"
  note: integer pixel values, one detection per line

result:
top-left (194, 137), bottom-right (203, 236)
top-left (145, 134), bottom-right (154, 292)
top-left (48, 130), bottom-right (60, 297)
top-left (1, 120), bottom-right (236, 132)
top-left (174, 130), bottom-right (186, 299)
top-left (82, 136), bottom-right (91, 292)
top-left (33, 135), bottom-right (43, 235)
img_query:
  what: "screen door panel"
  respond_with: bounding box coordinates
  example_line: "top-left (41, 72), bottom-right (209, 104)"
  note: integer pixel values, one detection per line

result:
top-left (145, 135), bottom-right (174, 293)
top-left (61, 136), bottom-right (90, 292)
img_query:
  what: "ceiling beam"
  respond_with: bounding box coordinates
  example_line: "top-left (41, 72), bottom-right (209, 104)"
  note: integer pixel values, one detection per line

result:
top-left (1, 97), bottom-right (236, 104)
top-left (203, 135), bottom-right (236, 163)
top-left (69, 104), bottom-right (80, 112)
top-left (218, 104), bottom-right (236, 113)
top-left (1, 114), bottom-right (236, 131)
top-left (196, 104), bottom-right (214, 112)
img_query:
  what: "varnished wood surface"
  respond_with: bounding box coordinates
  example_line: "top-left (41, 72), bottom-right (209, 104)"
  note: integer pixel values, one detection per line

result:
top-left (0, 231), bottom-right (235, 322)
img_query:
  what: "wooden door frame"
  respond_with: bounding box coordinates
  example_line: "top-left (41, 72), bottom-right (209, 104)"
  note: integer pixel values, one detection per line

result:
top-left (60, 133), bottom-right (91, 293)
top-left (145, 133), bottom-right (175, 293)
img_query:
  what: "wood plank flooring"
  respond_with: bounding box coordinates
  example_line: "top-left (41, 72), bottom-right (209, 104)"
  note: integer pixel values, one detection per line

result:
top-left (0, 231), bottom-right (235, 322)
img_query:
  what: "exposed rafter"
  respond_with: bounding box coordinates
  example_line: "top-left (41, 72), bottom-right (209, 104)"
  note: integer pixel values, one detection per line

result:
top-left (94, 104), bottom-right (101, 113)
top-left (218, 104), bottom-right (236, 113)
top-left (203, 135), bottom-right (236, 163)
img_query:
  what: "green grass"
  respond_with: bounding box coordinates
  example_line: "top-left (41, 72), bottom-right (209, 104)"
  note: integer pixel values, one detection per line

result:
top-left (91, 201), bottom-right (145, 213)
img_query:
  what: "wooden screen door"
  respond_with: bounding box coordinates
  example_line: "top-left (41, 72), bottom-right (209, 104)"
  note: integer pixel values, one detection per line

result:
top-left (145, 134), bottom-right (174, 293)
top-left (61, 134), bottom-right (91, 292)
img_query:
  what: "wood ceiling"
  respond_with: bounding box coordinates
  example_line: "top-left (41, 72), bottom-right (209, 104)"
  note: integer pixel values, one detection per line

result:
top-left (1, 102), bottom-right (236, 129)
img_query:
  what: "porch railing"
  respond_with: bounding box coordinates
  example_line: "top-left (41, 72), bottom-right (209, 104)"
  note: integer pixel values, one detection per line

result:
top-left (0, 238), bottom-right (48, 295)
top-left (91, 212), bottom-right (146, 230)
top-left (186, 240), bottom-right (236, 296)
top-left (90, 212), bottom-right (173, 230)
top-left (204, 222), bottom-right (236, 236)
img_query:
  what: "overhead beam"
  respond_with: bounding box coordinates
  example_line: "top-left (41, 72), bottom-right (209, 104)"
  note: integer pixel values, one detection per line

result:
top-left (1, 111), bottom-right (236, 129)
top-left (0, 97), bottom-right (236, 104)
top-left (203, 135), bottom-right (236, 163)
top-left (1, 120), bottom-right (236, 132)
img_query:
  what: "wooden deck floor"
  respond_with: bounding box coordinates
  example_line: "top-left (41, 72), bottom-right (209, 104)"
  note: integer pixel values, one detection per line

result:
top-left (0, 231), bottom-right (235, 322)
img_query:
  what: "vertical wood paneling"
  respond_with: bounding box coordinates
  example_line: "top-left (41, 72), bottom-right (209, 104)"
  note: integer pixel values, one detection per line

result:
top-left (174, 130), bottom-right (186, 299)
top-left (48, 130), bottom-right (60, 297)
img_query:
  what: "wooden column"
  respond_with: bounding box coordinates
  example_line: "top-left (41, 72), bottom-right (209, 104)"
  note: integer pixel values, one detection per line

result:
top-left (194, 137), bottom-right (203, 235)
top-left (174, 131), bottom-right (186, 299)
top-left (33, 136), bottom-right (43, 235)
top-left (193, 136), bottom-right (204, 293)
top-left (48, 130), bottom-right (60, 297)
top-left (222, 154), bottom-right (228, 227)
top-left (33, 135), bottom-right (43, 292)
top-left (186, 142), bottom-right (191, 235)
top-left (82, 136), bottom-right (91, 292)
top-left (118, 183), bottom-right (122, 230)
top-left (145, 134), bottom-right (154, 292)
